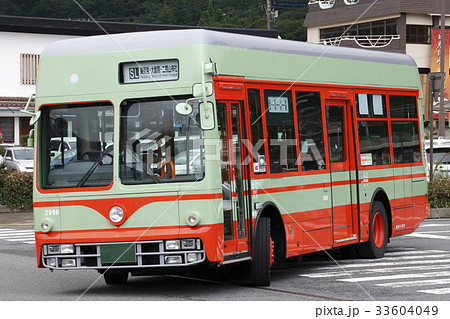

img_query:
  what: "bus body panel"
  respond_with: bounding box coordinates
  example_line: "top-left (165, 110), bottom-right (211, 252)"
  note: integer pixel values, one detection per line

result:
top-left (32, 30), bottom-right (429, 276)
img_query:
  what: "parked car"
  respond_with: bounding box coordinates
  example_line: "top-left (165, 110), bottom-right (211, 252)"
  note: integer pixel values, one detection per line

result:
top-left (4, 147), bottom-right (34, 172)
top-left (425, 139), bottom-right (450, 179)
top-left (49, 137), bottom-right (77, 160)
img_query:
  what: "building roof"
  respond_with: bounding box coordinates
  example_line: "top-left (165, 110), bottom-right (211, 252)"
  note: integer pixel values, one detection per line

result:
top-left (0, 96), bottom-right (34, 109)
top-left (41, 28), bottom-right (417, 67)
top-left (304, 0), bottom-right (450, 27)
top-left (0, 14), bottom-right (278, 38)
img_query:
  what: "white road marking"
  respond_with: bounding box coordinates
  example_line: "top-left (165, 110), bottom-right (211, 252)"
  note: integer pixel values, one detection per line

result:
top-left (417, 288), bottom-right (450, 295)
top-left (406, 233), bottom-right (450, 240)
top-left (417, 223), bottom-right (449, 228)
top-left (338, 271), bottom-right (450, 283)
top-left (301, 258), bottom-right (450, 271)
top-left (0, 231), bottom-right (35, 234)
top-left (377, 278), bottom-right (450, 288)
top-left (418, 230), bottom-right (450, 234)
top-left (0, 232), bottom-right (35, 238)
top-left (5, 237), bottom-right (36, 242)
top-left (300, 264), bottom-right (450, 278)
top-left (0, 228), bottom-right (36, 245)
top-left (385, 250), bottom-right (445, 256)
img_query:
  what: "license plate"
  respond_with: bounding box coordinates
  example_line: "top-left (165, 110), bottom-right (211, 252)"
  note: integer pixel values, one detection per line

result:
top-left (100, 243), bottom-right (136, 265)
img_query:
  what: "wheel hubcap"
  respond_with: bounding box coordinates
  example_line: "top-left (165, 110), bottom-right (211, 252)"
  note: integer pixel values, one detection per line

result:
top-left (373, 212), bottom-right (385, 248)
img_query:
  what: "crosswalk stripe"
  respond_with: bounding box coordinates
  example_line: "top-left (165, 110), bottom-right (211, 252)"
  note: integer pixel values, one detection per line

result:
top-left (376, 278), bottom-right (450, 288)
top-left (417, 288), bottom-right (450, 295)
top-left (5, 237), bottom-right (36, 242)
top-left (417, 224), bottom-right (449, 228)
top-left (0, 228), bottom-right (15, 232)
top-left (0, 233), bottom-right (35, 238)
top-left (300, 264), bottom-right (450, 278)
top-left (406, 233), bottom-right (450, 240)
top-left (300, 257), bottom-right (450, 270)
top-left (419, 230), bottom-right (450, 234)
top-left (0, 228), bottom-right (36, 245)
top-left (0, 230), bottom-right (34, 234)
top-left (338, 271), bottom-right (450, 283)
top-left (385, 250), bottom-right (445, 256)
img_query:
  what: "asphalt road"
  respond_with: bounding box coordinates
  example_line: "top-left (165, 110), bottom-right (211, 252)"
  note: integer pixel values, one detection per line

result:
top-left (1, 218), bottom-right (450, 302)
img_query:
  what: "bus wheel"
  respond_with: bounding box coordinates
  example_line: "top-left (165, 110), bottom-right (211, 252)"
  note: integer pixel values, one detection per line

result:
top-left (250, 216), bottom-right (271, 286)
top-left (358, 201), bottom-right (388, 259)
top-left (103, 270), bottom-right (129, 285)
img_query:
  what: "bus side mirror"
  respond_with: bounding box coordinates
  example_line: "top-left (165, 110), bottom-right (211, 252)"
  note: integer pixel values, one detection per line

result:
top-left (175, 102), bottom-right (193, 116)
top-left (199, 102), bottom-right (214, 130)
top-left (27, 129), bottom-right (34, 147)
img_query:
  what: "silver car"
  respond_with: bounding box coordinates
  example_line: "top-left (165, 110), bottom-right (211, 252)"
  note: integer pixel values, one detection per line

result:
top-left (4, 147), bottom-right (34, 172)
top-left (425, 139), bottom-right (450, 179)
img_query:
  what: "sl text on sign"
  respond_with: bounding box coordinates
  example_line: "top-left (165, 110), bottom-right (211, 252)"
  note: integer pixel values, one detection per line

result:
top-left (120, 59), bottom-right (179, 84)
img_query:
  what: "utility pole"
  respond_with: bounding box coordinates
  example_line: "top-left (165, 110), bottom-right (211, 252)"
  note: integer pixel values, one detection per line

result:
top-left (438, 0), bottom-right (446, 138)
top-left (266, 0), bottom-right (272, 30)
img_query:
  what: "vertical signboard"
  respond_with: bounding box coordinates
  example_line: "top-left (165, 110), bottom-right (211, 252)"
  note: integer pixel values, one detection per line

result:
top-left (431, 29), bottom-right (450, 100)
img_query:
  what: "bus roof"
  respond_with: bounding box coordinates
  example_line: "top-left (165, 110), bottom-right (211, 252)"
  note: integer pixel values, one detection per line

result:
top-left (42, 29), bottom-right (416, 67)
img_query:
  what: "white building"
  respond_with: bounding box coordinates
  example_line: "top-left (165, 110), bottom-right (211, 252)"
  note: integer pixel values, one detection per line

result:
top-left (0, 15), bottom-right (277, 147)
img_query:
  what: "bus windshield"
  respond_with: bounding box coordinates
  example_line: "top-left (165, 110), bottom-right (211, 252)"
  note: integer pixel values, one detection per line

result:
top-left (119, 96), bottom-right (204, 184)
top-left (42, 102), bottom-right (114, 188)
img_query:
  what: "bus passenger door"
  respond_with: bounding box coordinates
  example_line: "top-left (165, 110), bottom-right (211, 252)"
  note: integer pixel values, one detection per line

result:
top-left (326, 100), bottom-right (357, 244)
top-left (217, 100), bottom-right (250, 261)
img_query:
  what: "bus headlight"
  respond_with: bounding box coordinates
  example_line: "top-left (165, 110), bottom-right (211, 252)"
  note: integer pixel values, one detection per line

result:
top-left (40, 219), bottom-right (52, 232)
top-left (45, 244), bottom-right (74, 255)
top-left (109, 206), bottom-right (124, 224)
top-left (60, 244), bottom-right (75, 254)
top-left (186, 212), bottom-right (201, 226)
top-left (165, 240), bottom-right (180, 250)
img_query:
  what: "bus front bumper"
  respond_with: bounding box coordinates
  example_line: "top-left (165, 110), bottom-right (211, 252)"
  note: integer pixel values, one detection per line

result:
top-left (41, 239), bottom-right (206, 270)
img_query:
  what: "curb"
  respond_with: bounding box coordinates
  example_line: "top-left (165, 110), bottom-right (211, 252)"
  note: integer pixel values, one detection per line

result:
top-left (428, 208), bottom-right (450, 219)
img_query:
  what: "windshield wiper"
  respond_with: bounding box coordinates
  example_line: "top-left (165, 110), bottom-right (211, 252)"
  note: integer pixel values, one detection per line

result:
top-left (76, 145), bottom-right (113, 187)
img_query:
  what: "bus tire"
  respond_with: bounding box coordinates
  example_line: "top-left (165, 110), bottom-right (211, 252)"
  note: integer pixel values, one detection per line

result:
top-left (103, 270), bottom-right (129, 285)
top-left (250, 216), bottom-right (271, 286)
top-left (358, 201), bottom-right (388, 259)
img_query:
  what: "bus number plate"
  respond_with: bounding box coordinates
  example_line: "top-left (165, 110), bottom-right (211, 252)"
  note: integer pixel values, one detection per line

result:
top-left (100, 243), bottom-right (136, 265)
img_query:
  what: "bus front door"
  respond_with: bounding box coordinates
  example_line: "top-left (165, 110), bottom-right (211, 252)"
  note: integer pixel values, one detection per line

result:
top-left (217, 101), bottom-right (250, 261)
top-left (326, 100), bottom-right (357, 245)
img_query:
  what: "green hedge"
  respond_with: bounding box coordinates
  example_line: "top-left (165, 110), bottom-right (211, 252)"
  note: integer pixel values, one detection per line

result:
top-left (0, 171), bottom-right (33, 210)
top-left (428, 176), bottom-right (450, 208)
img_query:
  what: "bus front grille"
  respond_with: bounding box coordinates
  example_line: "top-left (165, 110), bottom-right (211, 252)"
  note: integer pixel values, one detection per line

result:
top-left (41, 240), bottom-right (206, 270)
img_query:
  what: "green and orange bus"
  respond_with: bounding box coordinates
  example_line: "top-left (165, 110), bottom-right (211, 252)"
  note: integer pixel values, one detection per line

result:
top-left (29, 29), bottom-right (429, 286)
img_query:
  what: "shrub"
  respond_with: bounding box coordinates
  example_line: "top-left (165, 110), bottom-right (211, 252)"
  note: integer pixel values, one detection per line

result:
top-left (0, 169), bottom-right (14, 205)
top-left (0, 172), bottom-right (33, 209)
top-left (428, 175), bottom-right (450, 208)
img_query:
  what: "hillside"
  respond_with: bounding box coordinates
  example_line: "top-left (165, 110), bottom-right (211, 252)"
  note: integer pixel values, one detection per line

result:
top-left (0, 0), bottom-right (307, 41)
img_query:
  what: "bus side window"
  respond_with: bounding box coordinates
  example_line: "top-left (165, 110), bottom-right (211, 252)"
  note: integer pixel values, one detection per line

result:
top-left (264, 89), bottom-right (298, 174)
top-left (296, 91), bottom-right (327, 171)
top-left (248, 89), bottom-right (267, 174)
top-left (389, 95), bottom-right (421, 164)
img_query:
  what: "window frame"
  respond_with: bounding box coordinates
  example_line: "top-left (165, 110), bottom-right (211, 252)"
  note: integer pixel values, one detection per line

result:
top-left (387, 91), bottom-right (422, 167)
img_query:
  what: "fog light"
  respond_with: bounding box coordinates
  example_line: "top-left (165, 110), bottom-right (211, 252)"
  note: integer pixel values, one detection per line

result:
top-left (187, 253), bottom-right (197, 263)
top-left (41, 219), bottom-right (52, 233)
top-left (165, 255), bottom-right (182, 264)
top-left (186, 212), bottom-right (200, 226)
top-left (61, 259), bottom-right (76, 267)
top-left (47, 258), bottom-right (56, 267)
top-left (109, 206), bottom-right (124, 224)
top-left (181, 239), bottom-right (195, 250)
top-left (47, 244), bottom-right (60, 254)
top-left (60, 244), bottom-right (74, 254)
top-left (165, 240), bottom-right (180, 250)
